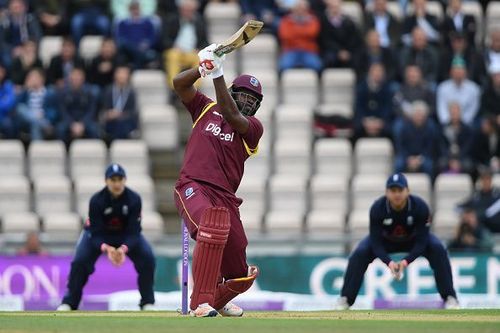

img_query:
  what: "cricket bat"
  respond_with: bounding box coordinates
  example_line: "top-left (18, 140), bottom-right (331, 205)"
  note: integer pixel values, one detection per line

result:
top-left (213, 20), bottom-right (264, 57)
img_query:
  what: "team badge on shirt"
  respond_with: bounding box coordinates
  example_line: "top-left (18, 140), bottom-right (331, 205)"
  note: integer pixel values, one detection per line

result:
top-left (185, 187), bottom-right (195, 199)
top-left (383, 218), bottom-right (393, 225)
top-left (104, 207), bottom-right (112, 215)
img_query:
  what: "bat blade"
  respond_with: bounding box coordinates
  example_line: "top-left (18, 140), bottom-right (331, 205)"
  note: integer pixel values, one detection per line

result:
top-left (214, 20), bottom-right (264, 57)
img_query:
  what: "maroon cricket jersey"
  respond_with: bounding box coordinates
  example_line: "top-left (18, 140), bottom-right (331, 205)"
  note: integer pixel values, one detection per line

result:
top-left (178, 91), bottom-right (263, 195)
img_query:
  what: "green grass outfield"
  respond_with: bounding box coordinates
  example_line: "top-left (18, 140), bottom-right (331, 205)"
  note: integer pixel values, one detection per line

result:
top-left (1, 310), bottom-right (499, 333)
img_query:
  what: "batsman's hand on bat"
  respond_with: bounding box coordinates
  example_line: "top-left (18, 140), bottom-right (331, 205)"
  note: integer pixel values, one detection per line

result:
top-left (198, 43), bottom-right (226, 79)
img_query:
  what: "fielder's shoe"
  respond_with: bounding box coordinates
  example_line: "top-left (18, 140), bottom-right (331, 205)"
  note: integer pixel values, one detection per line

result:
top-left (190, 303), bottom-right (219, 317)
top-left (141, 303), bottom-right (156, 311)
top-left (335, 296), bottom-right (350, 310)
top-left (56, 304), bottom-right (72, 311)
top-left (218, 302), bottom-right (243, 317)
top-left (444, 296), bottom-right (460, 309)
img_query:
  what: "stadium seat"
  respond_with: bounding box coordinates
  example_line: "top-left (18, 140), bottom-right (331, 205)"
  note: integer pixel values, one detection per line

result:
top-left (351, 174), bottom-right (387, 211)
top-left (486, 2), bottom-right (500, 36)
top-left (79, 35), bottom-right (103, 62)
top-left (74, 176), bottom-right (103, 218)
top-left (342, 1), bottom-right (364, 28)
top-left (28, 141), bottom-right (66, 178)
top-left (238, 205), bottom-right (264, 233)
top-left (365, 1), bottom-right (403, 22)
top-left (237, 176), bottom-right (268, 218)
top-left (354, 138), bottom-right (393, 175)
top-left (265, 210), bottom-right (304, 234)
top-left (306, 209), bottom-right (346, 234)
top-left (405, 173), bottom-right (432, 207)
top-left (140, 211), bottom-right (165, 241)
top-left (126, 175), bottom-right (156, 212)
top-left (268, 174), bottom-right (308, 214)
top-left (0, 140), bottom-right (25, 176)
top-left (0, 176), bottom-right (31, 214)
top-left (2, 212), bottom-right (39, 233)
top-left (33, 176), bottom-right (72, 215)
top-left (204, 1), bottom-right (240, 43)
top-left (281, 69), bottom-right (319, 106)
top-left (273, 139), bottom-right (311, 176)
top-left (241, 34), bottom-right (278, 74)
top-left (314, 138), bottom-right (352, 178)
top-left (242, 131), bottom-right (272, 179)
top-left (274, 104), bottom-right (313, 143)
top-left (140, 104), bottom-right (179, 151)
top-left (315, 103), bottom-right (353, 120)
top-left (432, 210), bottom-right (460, 240)
top-left (321, 68), bottom-right (355, 105)
top-left (39, 36), bottom-right (63, 67)
top-left (109, 140), bottom-right (150, 177)
top-left (347, 209), bottom-right (370, 236)
top-left (131, 70), bottom-right (168, 106)
top-left (310, 174), bottom-right (349, 213)
top-left (42, 212), bottom-right (82, 235)
top-left (69, 139), bottom-right (108, 179)
top-left (434, 174), bottom-right (473, 212)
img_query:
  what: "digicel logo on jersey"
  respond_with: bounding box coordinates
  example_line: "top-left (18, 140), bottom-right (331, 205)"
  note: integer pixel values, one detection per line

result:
top-left (205, 123), bottom-right (235, 142)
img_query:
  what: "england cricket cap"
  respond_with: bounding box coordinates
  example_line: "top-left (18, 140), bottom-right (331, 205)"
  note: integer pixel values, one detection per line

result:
top-left (105, 163), bottom-right (126, 179)
top-left (386, 173), bottom-right (408, 189)
top-left (231, 74), bottom-right (263, 99)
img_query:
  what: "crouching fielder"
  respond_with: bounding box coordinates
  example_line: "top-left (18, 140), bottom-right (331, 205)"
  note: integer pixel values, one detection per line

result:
top-left (173, 44), bottom-right (263, 317)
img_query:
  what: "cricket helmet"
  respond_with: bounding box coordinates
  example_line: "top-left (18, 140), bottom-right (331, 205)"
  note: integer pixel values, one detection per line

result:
top-left (229, 74), bottom-right (263, 116)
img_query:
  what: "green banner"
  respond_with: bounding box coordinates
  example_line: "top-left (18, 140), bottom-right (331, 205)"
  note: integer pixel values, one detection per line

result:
top-left (154, 254), bottom-right (500, 297)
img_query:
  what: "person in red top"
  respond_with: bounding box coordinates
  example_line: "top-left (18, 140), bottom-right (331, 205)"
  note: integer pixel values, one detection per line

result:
top-left (173, 43), bottom-right (263, 317)
top-left (277, 0), bottom-right (322, 74)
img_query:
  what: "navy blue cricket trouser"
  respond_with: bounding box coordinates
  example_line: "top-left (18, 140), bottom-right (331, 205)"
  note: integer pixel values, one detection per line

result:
top-left (62, 231), bottom-right (156, 309)
top-left (341, 234), bottom-right (457, 306)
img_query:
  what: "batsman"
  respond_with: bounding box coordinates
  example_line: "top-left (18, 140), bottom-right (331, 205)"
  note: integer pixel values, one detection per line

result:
top-left (337, 173), bottom-right (459, 310)
top-left (173, 43), bottom-right (263, 317)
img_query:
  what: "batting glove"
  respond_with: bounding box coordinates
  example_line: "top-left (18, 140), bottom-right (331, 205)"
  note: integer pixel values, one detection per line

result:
top-left (198, 43), bottom-right (226, 79)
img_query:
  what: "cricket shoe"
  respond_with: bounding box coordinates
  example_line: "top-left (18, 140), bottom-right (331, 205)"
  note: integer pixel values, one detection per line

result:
top-left (56, 304), bottom-right (72, 311)
top-left (190, 303), bottom-right (219, 317)
top-left (334, 296), bottom-right (350, 310)
top-left (141, 303), bottom-right (157, 311)
top-left (444, 296), bottom-right (460, 309)
top-left (218, 302), bottom-right (243, 317)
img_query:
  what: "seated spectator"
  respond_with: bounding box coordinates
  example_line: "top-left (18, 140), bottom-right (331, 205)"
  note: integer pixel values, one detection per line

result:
top-left (162, 0), bottom-right (208, 92)
top-left (353, 63), bottom-right (393, 140)
top-left (354, 30), bottom-right (395, 82)
top-left (46, 37), bottom-right (85, 88)
top-left (68, 0), bottom-right (111, 46)
top-left (364, 0), bottom-right (401, 50)
top-left (16, 68), bottom-right (58, 140)
top-left (438, 102), bottom-right (474, 175)
top-left (9, 39), bottom-right (43, 88)
top-left (484, 29), bottom-right (500, 74)
top-left (448, 203), bottom-right (493, 252)
top-left (112, 0), bottom-right (157, 21)
top-left (32, 0), bottom-right (68, 35)
top-left (436, 56), bottom-right (480, 127)
top-left (394, 100), bottom-right (440, 178)
top-left (319, 0), bottom-right (362, 69)
top-left (469, 116), bottom-right (500, 173)
top-left (466, 168), bottom-right (500, 218)
top-left (0, 0), bottom-right (42, 67)
top-left (17, 231), bottom-right (49, 256)
top-left (393, 65), bottom-right (435, 120)
top-left (278, 0), bottom-right (322, 74)
top-left (240, 0), bottom-right (287, 34)
top-left (399, 27), bottom-right (439, 85)
top-left (442, 0), bottom-right (477, 50)
top-left (56, 68), bottom-right (99, 143)
top-left (100, 66), bottom-right (138, 141)
top-left (0, 62), bottom-right (16, 138)
top-left (115, 0), bottom-right (159, 69)
top-left (86, 38), bottom-right (126, 88)
top-left (402, 0), bottom-right (440, 46)
top-left (439, 32), bottom-right (483, 84)
top-left (481, 62), bottom-right (500, 126)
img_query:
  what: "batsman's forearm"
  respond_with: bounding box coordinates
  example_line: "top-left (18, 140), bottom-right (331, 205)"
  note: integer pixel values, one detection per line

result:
top-left (213, 76), bottom-right (238, 118)
top-left (173, 68), bottom-right (201, 91)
